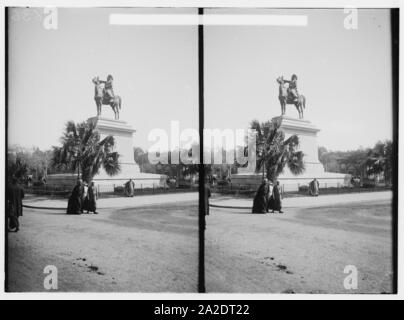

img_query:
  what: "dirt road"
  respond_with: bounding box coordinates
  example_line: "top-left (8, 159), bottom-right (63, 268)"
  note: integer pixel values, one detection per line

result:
top-left (7, 202), bottom-right (198, 292)
top-left (206, 195), bottom-right (393, 293)
top-left (8, 191), bottom-right (394, 293)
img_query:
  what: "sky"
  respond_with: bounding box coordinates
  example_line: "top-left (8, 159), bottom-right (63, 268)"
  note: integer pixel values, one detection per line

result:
top-left (8, 8), bottom-right (393, 153)
top-left (8, 7), bottom-right (199, 152)
top-left (204, 8), bottom-right (393, 151)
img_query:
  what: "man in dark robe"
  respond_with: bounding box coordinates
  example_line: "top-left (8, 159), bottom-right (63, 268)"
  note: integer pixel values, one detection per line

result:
top-left (271, 181), bottom-right (283, 214)
top-left (67, 179), bottom-right (83, 215)
top-left (252, 178), bottom-right (269, 214)
top-left (309, 178), bottom-right (320, 196)
top-left (7, 177), bottom-right (24, 232)
top-left (124, 179), bottom-right (135, 197)
top-left (86, 182), bottom-right (99, 214)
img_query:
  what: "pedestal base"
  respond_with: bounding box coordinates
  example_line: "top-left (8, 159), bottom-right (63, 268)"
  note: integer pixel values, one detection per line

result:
top-left (88, 116), bottom-right (165, 189)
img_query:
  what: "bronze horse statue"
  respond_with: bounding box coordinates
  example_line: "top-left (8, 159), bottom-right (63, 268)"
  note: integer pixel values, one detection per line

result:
top-left (92, 77), bottom-right (122, 120)
top-left (276, 76), bottom-right (306, 119)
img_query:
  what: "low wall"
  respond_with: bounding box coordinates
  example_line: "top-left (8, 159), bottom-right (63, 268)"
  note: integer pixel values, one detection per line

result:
top-left (231, 172), bottom-right (351, 192)
top-left (46, 173), bottom-right (167, 190)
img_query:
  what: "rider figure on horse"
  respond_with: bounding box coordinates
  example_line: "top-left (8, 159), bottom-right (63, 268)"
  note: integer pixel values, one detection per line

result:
top-left (284, 74), bottom-right (299, 102)
top-left (99, 74), bottom-right (115, 104)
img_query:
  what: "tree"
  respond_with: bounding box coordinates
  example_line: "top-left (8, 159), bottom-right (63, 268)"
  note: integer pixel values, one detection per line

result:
top-left (338, 149), bottom-right (368, 177)
top-left (8, 145), bottom-right (53, 179)
top-left (51, 121), bottom-right (120, 182)
top-left (366, 140), bottom-right (393, 184)
top-left (7, 153), bottom-right (28, 181)
top-left (30, 147), bottom-right (52, 179)
top-left (318, 140), bottom-right (393, 184)
top-left (250, 119), bottom-right (305, 182)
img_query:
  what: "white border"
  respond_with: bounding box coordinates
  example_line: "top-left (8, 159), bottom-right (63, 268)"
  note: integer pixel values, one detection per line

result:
top-left (0, 0), bottom-right (401, 300)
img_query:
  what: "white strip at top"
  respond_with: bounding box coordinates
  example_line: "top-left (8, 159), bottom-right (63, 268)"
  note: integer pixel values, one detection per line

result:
top-left (109, 13), bottom-right (308, 26)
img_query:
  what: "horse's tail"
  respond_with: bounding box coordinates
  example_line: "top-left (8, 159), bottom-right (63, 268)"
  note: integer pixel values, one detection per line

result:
top-left (303, 96), bottom-right (306, 109)
top-left (119, 96), bottom-right (122, 109)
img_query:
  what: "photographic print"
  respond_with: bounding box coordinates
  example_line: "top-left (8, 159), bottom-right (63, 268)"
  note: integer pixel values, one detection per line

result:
top-left (4, 4), bottom-right (398, 297)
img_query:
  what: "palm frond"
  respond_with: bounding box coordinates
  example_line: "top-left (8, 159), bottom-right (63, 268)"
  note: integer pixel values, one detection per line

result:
top-left (103, 152), bottom-right (121, 176)
top-left (251, 120), bottom-right (305, 180)
top-left (52, 121), bottom-right (120, 181)
top-left (287, 151), bottom-right (305, 175)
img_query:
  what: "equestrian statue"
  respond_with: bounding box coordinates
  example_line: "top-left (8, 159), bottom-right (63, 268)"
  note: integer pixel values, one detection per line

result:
top-left (92, 75), bottom-right (122, 120)
top-left (277, 74), bottom-right (306, 119)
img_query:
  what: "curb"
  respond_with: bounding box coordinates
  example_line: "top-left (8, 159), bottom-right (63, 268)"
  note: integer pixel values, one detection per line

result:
top-left (209, 203), bottom-right (250, 210)
top-left (23, 205), bottom-right (66, 210)
top-left (23, 203), bottom-right (251, 211)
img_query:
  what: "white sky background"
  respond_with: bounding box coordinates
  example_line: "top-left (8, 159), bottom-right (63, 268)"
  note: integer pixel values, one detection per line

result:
top-left (8, 7), bottom-right (198, 152)
top-left (8, 8), bottom-right (392, 152)
top-left (205, 8), bottom-right (393, 151)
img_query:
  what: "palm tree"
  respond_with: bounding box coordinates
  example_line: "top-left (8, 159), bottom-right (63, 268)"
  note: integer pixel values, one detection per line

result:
top-left (52, 120), bottom-right (120, 182)
top-left (250, 119), bottom-right (305, 182)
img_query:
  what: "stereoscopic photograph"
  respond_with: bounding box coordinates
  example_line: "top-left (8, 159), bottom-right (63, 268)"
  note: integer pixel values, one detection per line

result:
top-left (6, 7), bottom-right (199, 292)
top-left (5, 6), bottom-right (397, 294)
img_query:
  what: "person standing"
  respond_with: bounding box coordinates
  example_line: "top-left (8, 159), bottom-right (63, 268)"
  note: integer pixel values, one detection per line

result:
top-left (252, 178), bottom-right (269, 214)
top-left (67, 179), bottom-right (84, 215)
top-left (81, 181), bottom-right (89, 213)
top-left (125, 179), bottom-right (135, 197)
top-left (205, 183), bottom-right (211, 215)
top-left (7, 177), bottom-right (24, 232)
top-left (271, 181), bottom-right (283, 214)
top-left (87, 181), bottom-right (99, 214)
top-left (309, 178), bottom-right (320, 196)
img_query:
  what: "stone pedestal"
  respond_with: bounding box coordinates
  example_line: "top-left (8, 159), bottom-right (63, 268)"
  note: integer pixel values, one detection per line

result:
top-left (87, 117), bottom-right (140, 179)
top-left (231, 116), bottom-right (350, 191)
top-left (273, 115), bottom-right (325, 176)
top-left (87, 116), bottom-right (166, 190)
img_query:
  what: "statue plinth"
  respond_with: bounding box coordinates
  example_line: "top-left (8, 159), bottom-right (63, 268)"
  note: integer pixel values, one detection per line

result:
top-left (272, 115), bottom-right (321, 166)
top-left (232, 115), bottom-right (350, 191)
top-left (88, 116), bottom-right (165, 189)
top-left (87, 116), bottom-right (137, 167)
